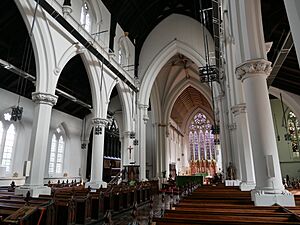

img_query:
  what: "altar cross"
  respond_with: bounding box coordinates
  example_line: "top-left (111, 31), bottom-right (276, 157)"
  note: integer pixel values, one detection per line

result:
top-left (128, 145), bottom-right (133, 159)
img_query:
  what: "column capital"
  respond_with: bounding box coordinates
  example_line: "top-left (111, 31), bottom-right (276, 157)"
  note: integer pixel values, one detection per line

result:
top-left (236, 59), bottom-right (272, 81)
top-left (81, 140), bottom-right (89, 150)
top-left (32, 92), bottom-right (58, 106)
top-left (143, 115), bottom-right (149, 123)
top-left (228, 123), bottom-right (237, 130)
top-left (92, 118), bottom-right (109, 127)
top-left (138, 104), bottom-right (148, 110)
top-left (123, 131), bottom-right (135, 139)
top-left (231, 103), bottom-right (247, 115)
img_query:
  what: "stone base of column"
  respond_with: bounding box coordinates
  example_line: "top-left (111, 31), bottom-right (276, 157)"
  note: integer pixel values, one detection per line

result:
top-left (240, 182), bottom-right (256, 191)
top-left (251, 189), bottom-right (295, 206)
top-left (85, 181), bottom-right (107, 189)
top-left (225, 180), bottom-right (241, 186)
top-left (15, 185), bottom-right (51, 197)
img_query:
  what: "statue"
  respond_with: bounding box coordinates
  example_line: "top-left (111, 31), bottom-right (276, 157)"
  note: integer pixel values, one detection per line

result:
top-left (226, 162), bottom-right (236, 180)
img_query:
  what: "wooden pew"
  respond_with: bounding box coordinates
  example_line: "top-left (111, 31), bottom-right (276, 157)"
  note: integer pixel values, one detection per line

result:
top-left (154, 185), bottom-right (300, 225)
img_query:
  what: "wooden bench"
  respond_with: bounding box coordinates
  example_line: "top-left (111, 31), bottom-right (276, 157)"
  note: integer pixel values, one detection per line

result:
top-left (154, 185), bottom-right (300, 225)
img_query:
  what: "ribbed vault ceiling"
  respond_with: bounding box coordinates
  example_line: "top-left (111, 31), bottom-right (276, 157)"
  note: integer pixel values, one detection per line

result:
top-left (171, 86), bottom-right (211, 127)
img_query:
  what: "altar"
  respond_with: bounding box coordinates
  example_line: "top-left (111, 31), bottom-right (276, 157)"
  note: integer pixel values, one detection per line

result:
top-left (122, 165), bottom-right (140, 185)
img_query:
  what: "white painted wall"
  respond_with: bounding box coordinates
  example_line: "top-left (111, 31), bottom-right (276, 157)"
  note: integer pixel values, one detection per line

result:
top-left (146, 112), bottom-right (155, 179)
top-left (139, 14), bottom-right (214, 80)
top-left (270, 98), bottom-right (300, 178)
top-left (114, 24), bottom-right (135, 77)
top-left (0, 88), bottom-right (82, 183)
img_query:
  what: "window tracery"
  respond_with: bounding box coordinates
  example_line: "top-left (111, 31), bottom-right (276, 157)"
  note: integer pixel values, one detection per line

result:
top-left (189, 112), bottom-right (215, 161)
top-left (80, 2), bottom-right (91, 32)
top-left (49, 127), bottom-right (66, 174)
top-left (0, 116), bottom-right (17, 173)
top-left (288, 111), bottom-right (300, 157)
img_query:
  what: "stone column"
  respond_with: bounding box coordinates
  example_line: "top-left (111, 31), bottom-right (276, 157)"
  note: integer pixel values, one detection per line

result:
top-left (157, 124), bottom-right (167, 178)
top-left (80, 140), bottom-right (89, 182)
top-left (216, 95), bottom-right (232, 171)
top-left (236, 59), bottom-right (295, 206)
top-left (227, 122), bottom-right (242, 182)
top-left (231, 104), bottom-right (255, 191)
top-left (138, 104), bottom-right (149, 181)
top-left (85, 118), bottom-right (109, 189)
top-left (165, 127), bottom-right (170, 178)
top-left (153, 123), bottom-right (160, 178)
top-left (15, 92), bottom-right (58, 197)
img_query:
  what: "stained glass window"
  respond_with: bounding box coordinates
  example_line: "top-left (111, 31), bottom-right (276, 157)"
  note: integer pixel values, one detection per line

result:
top-left (189, 131), bottom-right (194, 160)
top-left (189, 112), bottom-right (215, 161)
top-left (194, 132), bottom-right (199, 160)
top-left (288, 111), bottom-right (300, 157)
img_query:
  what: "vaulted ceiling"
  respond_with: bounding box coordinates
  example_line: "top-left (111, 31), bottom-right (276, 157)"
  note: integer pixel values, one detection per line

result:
top-left (0, 0), bottom-right (299, 121)
top-left (171, 86), bottom-right (211, 127)
top-left (153, 54), bottom-right (212, 129)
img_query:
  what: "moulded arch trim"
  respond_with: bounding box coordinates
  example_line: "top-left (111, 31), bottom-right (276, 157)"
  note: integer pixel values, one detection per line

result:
top-left (269, 87), bottom-right (300, 120)
top-left (149, 82), bottom-right (162, 124)
top-left (14, 0), bottom-right (57, 93)
top-left (139, 40), bottom-right (206, 106)
top-left (56, 44), bottom-right (81, 75)
top-left (107, 81), bottom-right (132, 133)
top-left (80, 51), bottom-right (103, 116)
top-left (97, 62), bottom-right (119, 114)
top-left (59, 122), bottom-right (70, 140)
top-left (89, 0), bottom-right (103, 24)
top-left (56, 50), bottom-right (99, 115)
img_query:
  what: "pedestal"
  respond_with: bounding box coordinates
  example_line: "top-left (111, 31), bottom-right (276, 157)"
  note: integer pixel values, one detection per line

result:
top-left (225, 180), bottom-right (240, 186)
top-left (15, 185), bottom-right (51, 197)
top-left (85, 181), bottom-right (107, 189)
top-left (240, 181), bottom-right (256, 191)
top-left (251, 189), bottom-right (295, 206)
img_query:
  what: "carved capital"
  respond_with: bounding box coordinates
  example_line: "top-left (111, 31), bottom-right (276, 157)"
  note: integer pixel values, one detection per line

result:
top-left (81, 140), bottom-right (89, 149)
top-left (231, 103), bottom-right (247, 115)
top-left (92, 118), bottom-right (109, 127)
top-left (92, 118), bottom-right (108, 136)
top-left (32, 92), bottom-right (58, 106)
top-left (236, 59), bottom-right (272, 81)
top-left (138, 104), bottom-right (148, 110)
top-left (123, 131), bottom-right (131, 137)
top-left (228, 123), bottom-right (237, 130)
top-left (143, 115), bottom-right (149, 123)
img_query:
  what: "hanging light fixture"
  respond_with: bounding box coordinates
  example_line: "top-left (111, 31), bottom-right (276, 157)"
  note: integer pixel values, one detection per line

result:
top-left (198, 2), bottom-right (218, 84)
top-left (198, 3), bottom-right (220, 145)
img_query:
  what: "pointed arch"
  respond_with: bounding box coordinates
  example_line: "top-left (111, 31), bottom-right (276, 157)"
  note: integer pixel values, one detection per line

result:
top-left (139, 40), bottom-right (207, 106)
top-left (14, 0), bottom-right (57, 93)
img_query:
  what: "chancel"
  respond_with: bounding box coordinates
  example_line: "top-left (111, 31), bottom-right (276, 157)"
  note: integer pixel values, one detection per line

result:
top-left (0, 0), bottom-right (300, 224)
